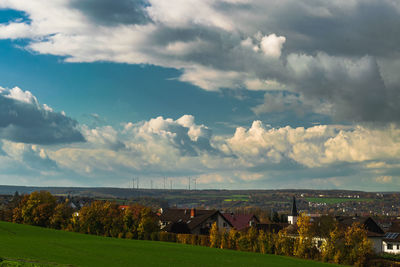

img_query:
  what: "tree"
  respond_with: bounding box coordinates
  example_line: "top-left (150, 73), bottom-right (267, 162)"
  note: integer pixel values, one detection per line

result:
top-left (247, 227), bottom-right (259, 252)
top-left (294, 213), bottom-right (317, 259)
top-left (50, 200), bottom-right (74, 230)
top-left (13, 191), bottom-right (57, 227)
top-left (227, 228), bottom-right (239, 249)
top-left (320, 224), bottom-right (345, 263)
top-left (209, 222), bottom-right (220, 248)
top-left (344, 222), bottom-right (373, 266)
top-left (274, 229), bottom-right (294, 256)
top-left (137, 207), bottom-right (158, 240)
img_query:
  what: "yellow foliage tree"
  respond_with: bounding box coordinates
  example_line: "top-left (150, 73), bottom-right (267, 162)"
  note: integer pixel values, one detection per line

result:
top-left (274, 229), bottom-right (294, 256)
top-left (321, 224), bottom-right (344, 263)
top-left (294, 213), bottom-right (315, 259)
top-left (209, 222), bottom-right (220, 248)
top-left (344, 222), bottom-right (373, 266)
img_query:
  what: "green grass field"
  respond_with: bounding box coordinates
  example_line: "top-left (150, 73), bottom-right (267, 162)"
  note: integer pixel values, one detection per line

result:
top-left (0, 221), bottom-right (340, 267)
top-left (306, 197), bottom-right (374, 204)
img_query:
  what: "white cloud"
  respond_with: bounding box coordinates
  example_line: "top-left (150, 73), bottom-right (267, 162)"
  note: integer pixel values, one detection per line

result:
top-left (260, 34), bottom-right (286, 58)
top-left (0, 22), bottom-right (35, 39)
top-left (5, 87), bottom-right (39, 105)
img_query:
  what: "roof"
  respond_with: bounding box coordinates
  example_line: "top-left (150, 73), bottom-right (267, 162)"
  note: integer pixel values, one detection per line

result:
top-left (160, 208), bottom-right (232, 231)
top-left (256, 223), bottom-right (288, 233)
top-left (291, 196), bottom-right (298, 216)
top-left (335, 216), bottom-right (385, 237)
top-left (222, 213), bottom-right (259, 231)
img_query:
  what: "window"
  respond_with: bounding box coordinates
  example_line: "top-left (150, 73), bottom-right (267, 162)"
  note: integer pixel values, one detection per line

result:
top-left (223, 222), bottom-right (227, 227)
top-left (397, 244), bottom-right (399, 250)
top-left (387, 243), bottom-right (393, 250)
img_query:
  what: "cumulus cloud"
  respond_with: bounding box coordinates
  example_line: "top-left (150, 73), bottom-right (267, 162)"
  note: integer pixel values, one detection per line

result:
top-left (3, 0), bottom-right (400, 122)
top-left (29, 115), bottom-right (397, 189)
top-left (260, 34), bottom-right (286, 58)
top-left (0, 86), bottom-right (84, 144)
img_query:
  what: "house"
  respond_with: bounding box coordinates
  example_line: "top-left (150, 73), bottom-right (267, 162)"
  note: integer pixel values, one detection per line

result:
top-left (335, 216), bottom-right (385, 254)
top-left (159, 208), bottom-right (232, 235)
top-left (222, 213), bottom-right (259, 231)
top-left (381, 220), bottom-right (400, 254)
top-left (383, 232), bottom-right (400, 253)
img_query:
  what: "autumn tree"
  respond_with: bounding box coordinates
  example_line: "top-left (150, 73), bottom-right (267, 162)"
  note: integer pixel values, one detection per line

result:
top-left (50, 200), bottom-right (74, 230)
top-left (247, 227), bottom-right (259, 252)
top-left (274, 229), bottom-right (294, 256)
top-left (209, 222), bottom-right (220, 248)
top-left (294, 213), bottom-right (317, 259)
top-left (321, 224), bottom-right (345, 263)
top-left (227, 228), bottom-right (239, 249)
top-left (137, 207), bottom-right (159, 240)
top-left (13, 191), bottom-right (57, 227)
top-left (258, 230), bottom-right (275, 254)
top-left (344, 222), bottom-right (373, 266)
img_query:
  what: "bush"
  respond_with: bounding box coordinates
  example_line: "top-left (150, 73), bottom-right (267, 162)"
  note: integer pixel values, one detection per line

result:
top-left (199, 235), bottom-right (209, 247)
top-left (150, 232), bottom-right (159, 241)
top-left (125, 232), bottom-right (135, 239)
top-left (159, 232), bottom-right (176, 242)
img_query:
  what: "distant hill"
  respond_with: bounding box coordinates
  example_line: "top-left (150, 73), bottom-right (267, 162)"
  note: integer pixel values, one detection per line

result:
top-left (0, 184), bottom-right (370, 198)
top-left (0, 221), bottom-right (339, 267)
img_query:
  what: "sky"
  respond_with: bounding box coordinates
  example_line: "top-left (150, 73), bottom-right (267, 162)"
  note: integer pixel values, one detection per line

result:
top-left (0, 0), bottom-right (399, 191)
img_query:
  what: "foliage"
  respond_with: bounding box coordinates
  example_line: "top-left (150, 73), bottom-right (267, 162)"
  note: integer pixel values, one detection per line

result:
top-left (13, 191), bottom-right (57, 227)
top-left (209, 222), bottom-right (220, 248)
top-left (294, 213), bottom-right (318, 259)
top-left (344, 222), bottom-right (373, 266)
top-left (274, 229), bottom-right (294, 256)
top-left (50, 201), bottom-right (74, 230)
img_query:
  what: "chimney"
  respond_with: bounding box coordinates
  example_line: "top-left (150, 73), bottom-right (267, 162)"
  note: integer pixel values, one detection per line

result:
top-left (190, 208), bottom-right (196, 218)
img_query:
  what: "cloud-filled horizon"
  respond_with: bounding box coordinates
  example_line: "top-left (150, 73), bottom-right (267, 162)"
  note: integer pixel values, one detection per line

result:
top-left (0, 0), bottom-right (399, 190)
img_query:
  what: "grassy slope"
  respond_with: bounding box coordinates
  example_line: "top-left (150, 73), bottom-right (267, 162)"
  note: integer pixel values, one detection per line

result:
top-left (0, 221), bottom-right (339, 267)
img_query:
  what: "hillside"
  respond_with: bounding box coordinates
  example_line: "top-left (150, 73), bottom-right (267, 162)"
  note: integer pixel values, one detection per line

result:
top-left (0, 221), bottom-right (340, 267)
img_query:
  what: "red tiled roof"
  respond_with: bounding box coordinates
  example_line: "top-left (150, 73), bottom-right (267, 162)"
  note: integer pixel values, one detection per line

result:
top-left (222, 213), bottom-right (259, 231)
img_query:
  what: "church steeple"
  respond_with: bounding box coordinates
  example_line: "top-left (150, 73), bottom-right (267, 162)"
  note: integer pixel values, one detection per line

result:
top-left (291, 196), bottom-right (298, 216)
top-left (288, 196), bottom-right (298, 225)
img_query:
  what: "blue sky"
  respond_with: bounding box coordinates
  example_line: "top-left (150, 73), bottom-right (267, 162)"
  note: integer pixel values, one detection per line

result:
top-left (0, 0), bottom-right (399, 190)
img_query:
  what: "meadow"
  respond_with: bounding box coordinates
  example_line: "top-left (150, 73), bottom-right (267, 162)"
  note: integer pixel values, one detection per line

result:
top-left (0, 221), bottom-right (340, 267)
top-left (306, 197), bottom-right (374, 204)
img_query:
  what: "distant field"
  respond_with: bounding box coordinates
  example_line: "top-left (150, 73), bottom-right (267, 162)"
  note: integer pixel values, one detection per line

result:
top-left (0, 221), bottom-right (340, 267)
top-left (224, 198), bottom-right (249, 202)
top-left (306, 197), bottom-right (374, 204)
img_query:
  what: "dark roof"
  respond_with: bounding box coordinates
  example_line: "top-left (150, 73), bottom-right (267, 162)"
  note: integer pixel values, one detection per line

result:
top-left (381, 220), bottom-right (400, 242)
top-left (256, 223), bottom-right (288, 233)
top-left (222, 213), bottom-right (259, 231)
top-left (291, 196), bottom-right (298, 216)
top-left (335, 216), bottom-right (384, 237)
top-left (160, 209), bottom-right (231, 231)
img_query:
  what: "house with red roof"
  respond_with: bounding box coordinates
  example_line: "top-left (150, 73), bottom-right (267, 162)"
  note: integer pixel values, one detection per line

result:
top-left (222, 213), bottom-right (259, 231)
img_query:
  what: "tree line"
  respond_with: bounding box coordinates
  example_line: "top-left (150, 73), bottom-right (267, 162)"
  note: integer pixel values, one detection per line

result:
top-left (0, 191), bottom-right (381, 266)
top-left (1, 191), bottom-right (159, 239)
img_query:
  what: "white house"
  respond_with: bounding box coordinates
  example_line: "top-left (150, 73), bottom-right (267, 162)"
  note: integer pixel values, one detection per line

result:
top-left (383, 232), bottom-right (400, 254)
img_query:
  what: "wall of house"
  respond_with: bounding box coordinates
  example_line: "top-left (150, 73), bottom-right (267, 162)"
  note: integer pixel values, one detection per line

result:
top-left (383, 241), bottom-right (400, 254)
top-left (369, 237), bottom-right (383, 254)
top-left (288, 215), bottom-right (297, 225)
top-left (191, 214), bottom-right (231, 235)
top-left (217, 214), bottom-right (231, 231)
